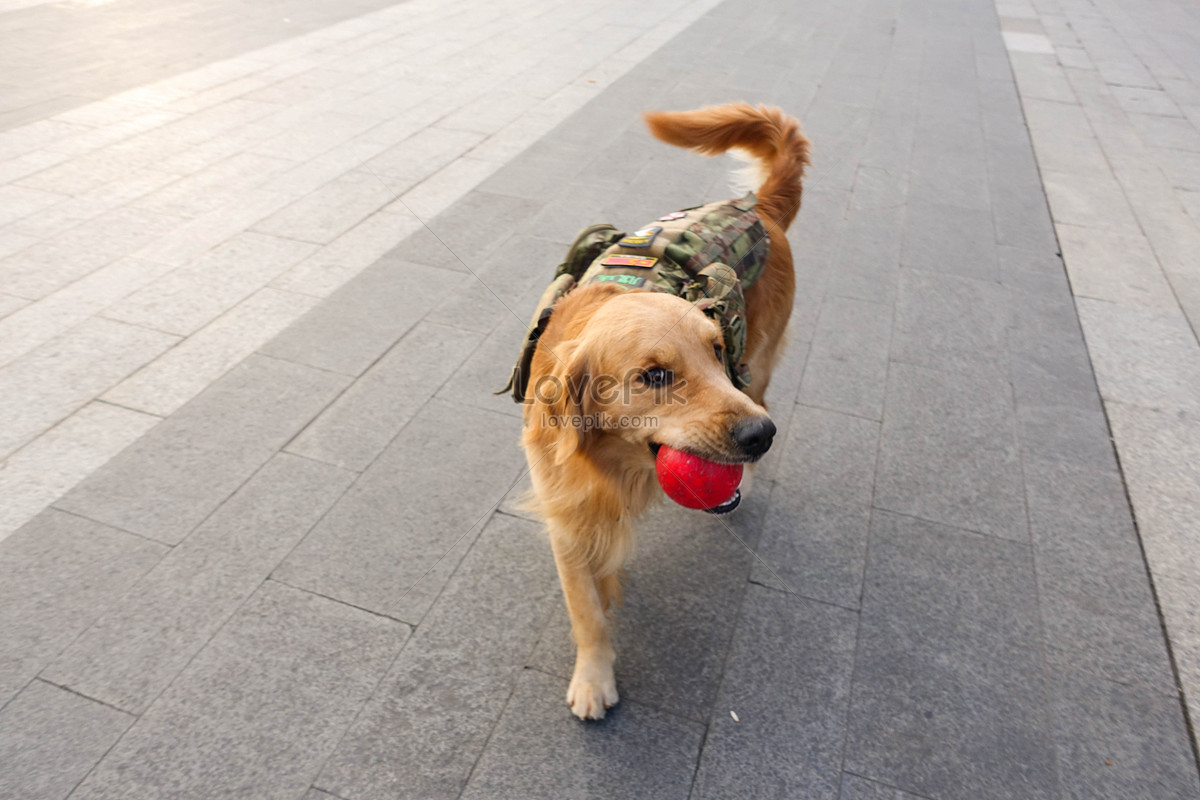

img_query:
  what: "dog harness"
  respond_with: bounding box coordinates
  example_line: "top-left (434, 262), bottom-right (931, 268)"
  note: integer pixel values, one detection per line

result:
top-left (499, 192), bottom-right (770, 403)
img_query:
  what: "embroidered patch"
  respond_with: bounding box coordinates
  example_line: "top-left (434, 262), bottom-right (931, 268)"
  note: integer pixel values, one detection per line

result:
top-left (618, 226), bottom-right (662, 248)
top-left (601, 254), bottom-right (658, 268)
top-left (658, 211), bottom-right (687, 221)
top-left (593, 274), bottom-right (647, 288)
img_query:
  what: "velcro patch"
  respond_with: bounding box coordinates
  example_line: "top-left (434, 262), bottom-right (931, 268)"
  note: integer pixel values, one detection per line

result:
top-left (593, 274), bottom-right (647, 288)
top-left (618, 226), bottom-right (662, 248)
top-left (601, 254), bottom-right (658, 268)
top-left (658, 211), bottom-right (687, 221)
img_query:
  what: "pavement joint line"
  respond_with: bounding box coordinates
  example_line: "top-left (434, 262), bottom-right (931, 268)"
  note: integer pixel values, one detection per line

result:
top-left (31, 676), bottom-right (134, 719)
top-left (385, 449), bottom-right (549, 616)
top-left (519, 664), bottom-right (709, 730)
top-left (361, 161), bottom-right (568, 370)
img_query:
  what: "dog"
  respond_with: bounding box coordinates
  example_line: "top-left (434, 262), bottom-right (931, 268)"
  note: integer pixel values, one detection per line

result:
top-left (512, 103), bottom-right (810, 720)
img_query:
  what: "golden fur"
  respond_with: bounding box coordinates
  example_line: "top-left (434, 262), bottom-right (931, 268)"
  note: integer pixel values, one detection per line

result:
top-left (520, 103), bottom-right (810, 720)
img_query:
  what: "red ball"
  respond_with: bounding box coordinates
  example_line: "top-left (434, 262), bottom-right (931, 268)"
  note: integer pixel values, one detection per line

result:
top-left (655, 445), bottom-right (743, 510)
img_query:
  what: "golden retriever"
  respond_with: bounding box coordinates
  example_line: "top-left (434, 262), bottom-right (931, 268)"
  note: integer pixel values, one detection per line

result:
top-left (519, 103), bottom-right (810, 720)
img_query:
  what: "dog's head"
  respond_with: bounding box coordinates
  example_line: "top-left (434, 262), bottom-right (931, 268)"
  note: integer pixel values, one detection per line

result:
top-left (526, 287), bottom-right (775, 467)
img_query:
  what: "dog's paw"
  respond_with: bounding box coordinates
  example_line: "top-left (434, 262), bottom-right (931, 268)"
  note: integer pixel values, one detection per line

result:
top-left (567, 673), bottom-right (619, 720)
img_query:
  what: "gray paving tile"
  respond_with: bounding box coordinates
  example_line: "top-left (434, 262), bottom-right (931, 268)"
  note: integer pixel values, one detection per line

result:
top-left (741, 333), bottom-right (810, 487)
top-left (251, 170), bottom-right (397, 244)
top-left (286, 320), bottom-right (483, 471)
top-left (0, 679), bottom-right (133, 800)
top-left (513, 181), bottom-right (619, 252)
top-left (43, 454), bottom-right (355, 714)
top-left (458, 669), bottom-right (704, 800)
top-left (750, 495), bottom-right (870, 609)
top-left (890, 268), bottom-right (1011, 380)
top-left (901, 200), bottom-right (998, 282)
top-left (1076, 298), bottom-right (1200, 413)
top-left (1016, 403), bottom-right (1117, 470)
top-left (997, 244), bottom-right (1071, 299)
top-left (988, 146), bottom-right (1060, 255)
top-left (477, 141), bottom-right (594, 200)
top-left (315, 513), bottom-right (558, 800)
top-left (433, 313), bottom-right (532, 419)
top-left (274, 399), bottom-right (526, 623)
top-left (71, 581), bottom-right (409, 800)
top-left (1009, 288), bottom-right (1101, 412)
top-left (571, 129), bottom-right (653, 193)
top-left (302, 790), bottom-right (344, 800)
top-left (838, 773), bottom-right (927, 800)
top-left (798, 296), bottom-right (891, 421)
top-left (1157, 574), bottom-right (1200, 714)
top-left (0, 0), bottom-right (402, 136)
top-left (0, 317), bottom-right (178, 460)
top-left (827, 205), bottom-right (903, 307)
top-left (0, 510), bottom-right (166, 707)
top-left (844, 511), bottom-right (1059, 800)
top-left (908, 147), bottom-right (991, 212)
top-left (1051, 667), bottom-right (1200, 800)
top-left (1130, 112), bottom-right (1200, 151)
top-left (527, 500), bottom-right (765, 722)
top-left (1024, 457), bottom-right (1176, 693)
top-left (384, 190), bottom-right (543, 274)
top-left (1106, 401), bottom-right (1200, 505)
top-left (57, 355), bottom-right (348, 545)
top-left (600, 151), bottom-right (726, 224)
top-left (258, 259), bottom-right (469, 377)
top-left (771, 405), bottom-right (880, 509)
top-left (422, 234), bottom-right (568, 335)
top-left (691, 584), bottom-right (858, 800)
top-left (875, 363), bottom-right (1027, 540)
top-left (1112, 86), bottom-right (1182, 117)
top-left (1058, 223), bottom-right (1180, 311)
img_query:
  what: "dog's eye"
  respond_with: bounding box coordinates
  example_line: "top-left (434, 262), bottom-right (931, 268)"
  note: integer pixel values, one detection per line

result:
top-left (713, 343), bottom-right (725, 363)
top-left (640, 366), bottom-right (673, 386)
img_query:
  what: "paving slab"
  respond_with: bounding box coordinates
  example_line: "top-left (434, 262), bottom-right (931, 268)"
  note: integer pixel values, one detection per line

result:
top-left (43, 453), bottom-right (355, 714)
top-left (314, 512), bottom-right (558, 800)
top-left (0, 679), bottom-right (133, 800)
top-left (56, 354), bottom-right (348, 545)
top-left (70, 581), bottom-right (410, 800)
top-left (844, 511), bottom-right (1059, 800)
top-left (274, 399), bottom-right (526, 623)
top-left (527, 499), bottom-right (766, 723)
top-left (259, 256), bottom-right (468, 377)
top-left (691, 584), bottom-right (858, 800)
top-left (286, 319), bottom-right (483, 470)
top-left (0, 510), bottom-right (167, 707)
top-left (458, 669), bottom-right (704, 800)
top-left (875, 363), bottom-right (1028, 541)
top-left (1050, 666), bottom-right (1200, 800)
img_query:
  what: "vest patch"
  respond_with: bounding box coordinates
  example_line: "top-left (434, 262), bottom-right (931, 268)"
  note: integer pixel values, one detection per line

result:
top-left (618, 226), bottom-right (662, 248)
top-left (658, 211), bottom-right (687, 221)
top-left (593, 274), bottom-right (647, 288)
top-left (601, 254), bottom-right (658, 268)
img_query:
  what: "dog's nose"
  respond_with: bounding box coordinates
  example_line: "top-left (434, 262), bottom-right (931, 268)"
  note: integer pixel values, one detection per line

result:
top-left (732, 416), bottom-right (776, 457)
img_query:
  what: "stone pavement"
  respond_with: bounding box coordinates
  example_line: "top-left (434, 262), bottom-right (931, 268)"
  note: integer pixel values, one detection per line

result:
top-left (1, 0), bottom-right (1199, 798)
top-left (996, 0), bottom-right (1200, 761)
top-left (0, 0), bottom-right (719, 539)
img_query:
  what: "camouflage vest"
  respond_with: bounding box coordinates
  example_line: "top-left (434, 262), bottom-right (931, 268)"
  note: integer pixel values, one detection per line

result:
top-left (499, 193), bottom-right (770, 403)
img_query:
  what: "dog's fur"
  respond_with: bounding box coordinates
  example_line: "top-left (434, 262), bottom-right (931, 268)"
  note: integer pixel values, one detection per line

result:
top-left (520, 103), bottom-right (810, 720)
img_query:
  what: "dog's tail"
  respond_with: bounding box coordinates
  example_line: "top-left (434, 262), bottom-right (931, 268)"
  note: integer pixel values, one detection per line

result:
top-left (643, 103), bottom-right (810, 230)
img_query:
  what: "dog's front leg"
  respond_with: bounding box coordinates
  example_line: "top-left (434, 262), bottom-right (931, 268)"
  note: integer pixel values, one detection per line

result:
top-left (549, 527), bottom-right (618, 720)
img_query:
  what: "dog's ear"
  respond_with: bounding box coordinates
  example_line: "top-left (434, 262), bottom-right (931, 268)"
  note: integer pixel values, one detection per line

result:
top-left (535, 339), bottom-right (591, 465)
